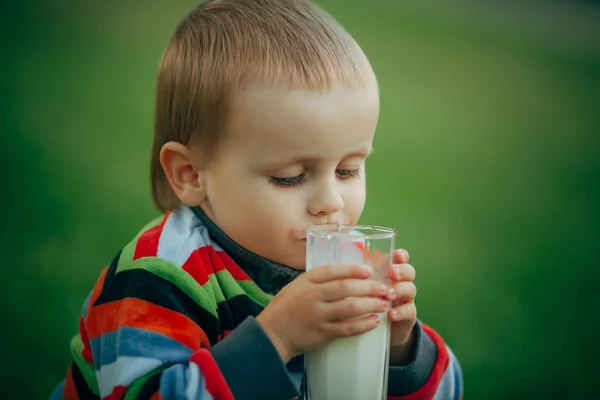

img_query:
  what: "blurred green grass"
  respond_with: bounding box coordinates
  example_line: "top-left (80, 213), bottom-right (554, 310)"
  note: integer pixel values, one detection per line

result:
top-left (2, 1), bottom-right (599, 398)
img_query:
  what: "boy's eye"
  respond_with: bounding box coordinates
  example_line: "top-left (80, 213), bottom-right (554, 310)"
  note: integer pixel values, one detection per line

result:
top-left (336, 168), bottom-right (360, 179)
top-left (270, 173), bottom-right (306, 188)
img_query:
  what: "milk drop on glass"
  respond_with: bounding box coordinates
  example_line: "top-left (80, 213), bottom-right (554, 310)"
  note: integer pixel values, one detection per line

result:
top-left (304, 225), bottom-right (395, 400)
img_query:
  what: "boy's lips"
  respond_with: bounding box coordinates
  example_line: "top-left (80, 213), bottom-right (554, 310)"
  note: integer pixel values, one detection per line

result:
top-left (298, 221), bottom-right (348, 240)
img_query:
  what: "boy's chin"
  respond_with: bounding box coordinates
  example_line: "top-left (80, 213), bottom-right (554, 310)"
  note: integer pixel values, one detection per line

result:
top-left (288, 263), bottom-right (306, 271)
top-left (284, 255), bottom-right (307, 271)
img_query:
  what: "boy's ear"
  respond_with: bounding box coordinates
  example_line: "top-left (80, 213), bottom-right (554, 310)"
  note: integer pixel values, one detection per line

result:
top-left (159, 142), bottom-right (207, 206)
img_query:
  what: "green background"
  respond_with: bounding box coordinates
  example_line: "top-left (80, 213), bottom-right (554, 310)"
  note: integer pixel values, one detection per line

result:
top-left (3, 1), bottom-right (599, 398)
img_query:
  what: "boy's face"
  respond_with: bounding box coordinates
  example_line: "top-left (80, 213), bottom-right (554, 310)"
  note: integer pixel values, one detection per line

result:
top-left (197, 83), bottom-right (380, 270)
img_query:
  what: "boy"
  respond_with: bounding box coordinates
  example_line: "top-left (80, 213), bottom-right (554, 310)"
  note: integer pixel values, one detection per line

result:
top-left (51, 0), bottom-right (463, 399)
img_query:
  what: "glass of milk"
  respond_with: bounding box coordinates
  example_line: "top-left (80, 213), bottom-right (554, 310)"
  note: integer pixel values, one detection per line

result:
top-left (304, 224), bottom-right (395, 400)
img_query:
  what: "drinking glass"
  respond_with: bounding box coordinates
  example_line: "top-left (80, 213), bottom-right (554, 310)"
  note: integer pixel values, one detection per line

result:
top-left (303, 224), bottom-right (396, 400)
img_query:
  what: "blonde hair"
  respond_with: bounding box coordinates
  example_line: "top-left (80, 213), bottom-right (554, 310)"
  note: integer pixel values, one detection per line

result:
top-left (151, 0), bottom-right (375, 212)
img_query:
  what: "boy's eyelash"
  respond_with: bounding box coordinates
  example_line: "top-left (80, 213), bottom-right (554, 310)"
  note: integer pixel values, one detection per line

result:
top-left (336, 168), bottom-right (361, 179)
top-left (270, 169), bottom-right (360, 188)
top-left (270, 174), bottom-right (306, 188)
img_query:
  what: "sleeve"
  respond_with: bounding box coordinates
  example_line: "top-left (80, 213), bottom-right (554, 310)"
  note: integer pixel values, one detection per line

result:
top-left (386, 322), bottom-right (463, 400)
top-left (67, 254), bottom-right (298, 400)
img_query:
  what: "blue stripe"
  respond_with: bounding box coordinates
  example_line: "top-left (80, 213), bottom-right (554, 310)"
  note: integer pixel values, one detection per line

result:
top-left (81, 291), bottom-right (92, 318)
top-left (160, 364), bottom-right (188, 398)
top-left (48, 380), bottom-right (64, 400)
top-left (90, 327), bottom-right (193, 369)
top-left (159, 364), bottom-right (211, 400)
top-left (448, 347), bottom-right (463, 400)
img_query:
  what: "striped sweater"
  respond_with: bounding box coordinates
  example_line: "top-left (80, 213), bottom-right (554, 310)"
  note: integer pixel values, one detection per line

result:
top-left (50, 205), bottom-right (463, 400)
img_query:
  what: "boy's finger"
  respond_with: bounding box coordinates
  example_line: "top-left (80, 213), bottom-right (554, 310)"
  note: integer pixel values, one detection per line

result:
top-left (324, 297), bottom-right (389, 322)
top-left (324, 314), bottom-right (381, 338)
top-left (388, 302), bottom-right (417, 323)
top-left (393, 249), bottom-right (410, 264)
top-left (307, 263), bottom-right (371, 283)
top-left (387, 281), bottom-right (417, 302)
top-left (388, 263), bottom-right (416, 282)
top-left (319, 279), bottom-right (388, 302)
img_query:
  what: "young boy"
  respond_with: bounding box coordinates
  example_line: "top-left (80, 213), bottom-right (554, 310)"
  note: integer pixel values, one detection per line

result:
top-left (51, 1), bottom-right (463, 399)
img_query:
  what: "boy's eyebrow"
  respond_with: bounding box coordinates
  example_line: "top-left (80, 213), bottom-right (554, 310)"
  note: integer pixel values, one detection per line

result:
top-left (348, 147), bottom-right (374, 158)
top-left (341, 146), bottom-right (374, 160)
top-left (261, 147), bottom-right (374, 169)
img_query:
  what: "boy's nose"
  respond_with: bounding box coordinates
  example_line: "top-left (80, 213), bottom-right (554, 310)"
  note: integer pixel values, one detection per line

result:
top-left (307, 184), bottom-right (344, 217)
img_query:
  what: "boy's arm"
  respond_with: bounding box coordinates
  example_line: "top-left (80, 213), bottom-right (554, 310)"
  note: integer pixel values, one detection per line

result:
top-left (66, 255), bottom-right (298, 400)
top-left (387, 322), bottom-right (463, 400)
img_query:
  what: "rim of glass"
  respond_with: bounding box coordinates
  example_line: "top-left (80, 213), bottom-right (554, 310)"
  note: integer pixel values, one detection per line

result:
top-left (307, 224), bottom-right (396, 239)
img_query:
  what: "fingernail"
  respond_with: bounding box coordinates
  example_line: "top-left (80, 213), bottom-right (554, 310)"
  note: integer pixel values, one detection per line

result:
top-left (395, 266), bottom-right (402, 280)
top-left (380, 302), bottom-right (389, 312)
top-left (388, 288), bottom-right (396, 300)
top-left (379, 283), bottom-right (388, 295)
top-left (391, 309), bottom-right (399, 320)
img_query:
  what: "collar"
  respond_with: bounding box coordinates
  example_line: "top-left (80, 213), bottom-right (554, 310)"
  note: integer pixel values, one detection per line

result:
top-left (190, 206), bottom-right (303, 294)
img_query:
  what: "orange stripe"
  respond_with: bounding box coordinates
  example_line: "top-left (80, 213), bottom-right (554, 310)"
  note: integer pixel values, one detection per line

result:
top-left (86, 298), bottom-right (209, 350)
top-left (63, 366), bottom-right (79, 400)
top-left (150, 392), bottom-right (163, 400)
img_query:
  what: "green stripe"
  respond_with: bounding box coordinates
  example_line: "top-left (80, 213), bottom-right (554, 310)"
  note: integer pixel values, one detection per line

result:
top-left (237, 280), bottom-right (273, 307)
top-left (123, 366), bottom-right (164, 400)
top-left (201, 271), bottom-right (217, 309)
top-left (116, 257), bottom-right (218, 317)
top-left (70, 334), bottom-right (100, 396)
top-left (212, 270), bottom-right (245, 300)
top-left (210, 270), bottom-right (273, 306)
top-left (207, 274), bottom-right (226, 304)
top-left (118, 214), bottom-right (164, 269)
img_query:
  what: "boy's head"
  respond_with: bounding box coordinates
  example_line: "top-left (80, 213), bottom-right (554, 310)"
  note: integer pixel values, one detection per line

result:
top-left (152, 0), bottom-right (380, 269)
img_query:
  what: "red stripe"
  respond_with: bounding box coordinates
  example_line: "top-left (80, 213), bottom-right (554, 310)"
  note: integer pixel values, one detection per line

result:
top-left (103, 385), bottom-right (126, 400)
top-left (183, 246), bottom-right (250, 285)
top-left (86, 298), bottom-right (209, 350)
top-left (63, 366), bottom-right (79, 400)
top-left (182, 248), bottom-right (211, 285)
top-left (190, 349), bottom-right (234, 400)
top-left (133, 212), bottom-right (170, 260)
top-left (79, 316), bottom-right (94, 364)
top-left (177, 237), bottom-right (252, 288)
top-left (150, 392), bottom-right (163, 400)
top-left (215, 250), bottom-right (251, 281)
top-left (387, 323), bottom-right (451, 400)
top-left (198, 245), bottom-right (216, 274)
top-left (182, 245), bottom-right (251, 285)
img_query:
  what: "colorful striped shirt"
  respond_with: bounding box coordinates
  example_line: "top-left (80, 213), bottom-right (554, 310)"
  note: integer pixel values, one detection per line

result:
top-left (50, 205), bottom-right (463, 399)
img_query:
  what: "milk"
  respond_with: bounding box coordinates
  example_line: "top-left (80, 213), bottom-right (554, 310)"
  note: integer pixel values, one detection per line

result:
top-left (304, 231), bottom-right (392, 400)
top-left (304, 314), bottom-right (390, 400)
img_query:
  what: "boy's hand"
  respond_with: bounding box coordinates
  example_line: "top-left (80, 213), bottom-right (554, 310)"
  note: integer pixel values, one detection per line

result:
top-left (256, 263), bottom-right (389, 364)
top-left (386, 249), bottom-right (418, 365)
